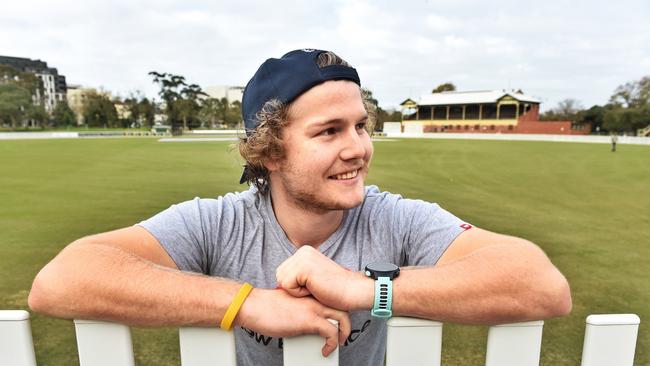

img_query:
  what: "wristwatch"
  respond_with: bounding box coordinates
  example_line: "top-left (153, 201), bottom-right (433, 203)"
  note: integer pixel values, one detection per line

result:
top-left (364, 262), bottom-right (400, 318)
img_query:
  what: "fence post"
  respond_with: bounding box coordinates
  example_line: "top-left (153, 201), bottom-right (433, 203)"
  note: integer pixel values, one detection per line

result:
top-left (386, 317), bottom-right (443, 366)
top-left (74, 319), bottom-right (135, 366)
top-left (580, 314), bottom-right (640, 366)
top-left (179, 327), bottom-right (236, 366)
top-left (0, 310), bottom-right (37, 366)
top-left (283, 319), bottom-right (338, 366)
top-left (485, 320), bottom-right (544, 366)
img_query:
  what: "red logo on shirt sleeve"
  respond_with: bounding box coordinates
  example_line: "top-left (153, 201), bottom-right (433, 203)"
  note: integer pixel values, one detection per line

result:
top-left (460, 223), bottom-right (473, 230)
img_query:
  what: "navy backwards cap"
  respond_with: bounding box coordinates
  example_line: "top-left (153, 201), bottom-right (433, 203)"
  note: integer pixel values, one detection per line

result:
top-left (239, 49), bottom-right (361, 184)
top-left (241, 49), bottom-right (361, 136)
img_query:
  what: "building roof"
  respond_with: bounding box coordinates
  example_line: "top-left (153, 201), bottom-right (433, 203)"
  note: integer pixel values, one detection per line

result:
top-left (0, 55), bottom-right (67, 93)
top-left (399, 98), bottom-right (417, 106)
top-left (416, 90), bottom-right (540, 106)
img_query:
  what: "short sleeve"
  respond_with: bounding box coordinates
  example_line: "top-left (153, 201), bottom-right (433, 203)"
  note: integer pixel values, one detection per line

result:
top-left (361, 186), bottom-right (471, 267)
top-left (137, 197), bottom-right (224, 274)
top-left (395, 199), bottom-right (469, 266)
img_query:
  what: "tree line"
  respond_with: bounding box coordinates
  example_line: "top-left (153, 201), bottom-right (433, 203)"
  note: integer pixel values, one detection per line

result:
top-left (5, 64), bottom-right (646, 134)
top-left (0, 63), bottom-right (403, 132)
top-left (76, 72), bottom-right (245, 131)
top-left (540, 76), bottom-right (650, 133)
top-left (0, 67), bottom-right (245, 130)
top-left (79, 91), bottom-right (156, 129)
top-left (148, 72), bottom-right (241, 133)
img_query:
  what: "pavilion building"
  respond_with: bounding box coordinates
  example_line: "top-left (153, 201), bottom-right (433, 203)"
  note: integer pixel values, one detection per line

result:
top-left (401, 90), bottom-right (590, 135)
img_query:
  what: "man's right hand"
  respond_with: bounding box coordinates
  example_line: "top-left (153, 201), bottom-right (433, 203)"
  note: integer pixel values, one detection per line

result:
top-left (235, 288), bottom-right (351, 357)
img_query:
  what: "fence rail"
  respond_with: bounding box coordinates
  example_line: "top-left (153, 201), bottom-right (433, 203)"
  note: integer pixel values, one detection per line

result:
top-left (0, 310), bottom-right (640, 366)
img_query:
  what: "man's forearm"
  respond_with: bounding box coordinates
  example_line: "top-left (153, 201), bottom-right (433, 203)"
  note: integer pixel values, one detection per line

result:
top-left (29, 241), bottom-right (354, 357)
top-left (391, 243), bottom-right (572, 324)
top-left (28, 242), bottom-right (241, 326)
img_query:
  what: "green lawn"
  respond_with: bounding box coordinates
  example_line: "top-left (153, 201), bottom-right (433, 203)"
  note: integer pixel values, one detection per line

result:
top-left (0, 137), bottom-right (647, 365)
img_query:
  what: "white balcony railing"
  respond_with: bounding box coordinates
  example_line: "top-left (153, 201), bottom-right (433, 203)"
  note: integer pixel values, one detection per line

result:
top-left (0, 310), bottom-right (640, 366)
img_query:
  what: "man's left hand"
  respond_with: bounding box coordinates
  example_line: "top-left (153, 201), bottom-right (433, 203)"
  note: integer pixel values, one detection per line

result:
top-left (276, 246), bottom-right (373, 311)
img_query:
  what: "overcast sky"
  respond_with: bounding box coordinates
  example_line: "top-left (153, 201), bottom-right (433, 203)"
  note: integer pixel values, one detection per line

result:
top-left (2, 0), bottom-right (649, 111)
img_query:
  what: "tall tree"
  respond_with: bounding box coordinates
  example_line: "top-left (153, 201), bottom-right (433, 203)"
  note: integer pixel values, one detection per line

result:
top-left (139, 98), bottom-right (156, 128)
top-left (225, 100), bottom-right (242, 128)
top-left (27, 105), bottom-right (49, 128)
top-left (541, 98), bottom-right (584, 121)
top-left (52, 101), bottom-right (76, 127)
top-left (603, 107), bottom-right (649, 133)
top-left (637, 77), bottom-right (650, 108)
top-left (83, 92), bottom-right (118, 127)
top-left (149, 71), bottom-right (184, 132)
top-left (432, 82), bottom-right (456, 93)
top-left (178, 83), bottom-right (206, 130)
top-left (610, 76), bottom-right (650, 108)
top-left (604, 76), bottom-right (650, 132)
top-left (149, 72), bottom-right (206, 132)
top-left (198, 97), bottom-right (223, 128)
top-left (124, 96), bottom-right (141, 126)
top-left (216, 97), bottom-right (229, 124)
top-left (0, 83), bottom-right (33, 128)
top-left (577, 105), bottom-right (607, 132)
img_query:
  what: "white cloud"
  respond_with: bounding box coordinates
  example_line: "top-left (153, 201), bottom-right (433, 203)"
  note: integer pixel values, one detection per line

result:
top-left (425, 14), bottom-right (459, 32)
top-left (443, 35), bottom-right (470, 48)
top-left (413, 37), bottom-right (439, 54)
top-left (1, 0), bottom-right (649, 109)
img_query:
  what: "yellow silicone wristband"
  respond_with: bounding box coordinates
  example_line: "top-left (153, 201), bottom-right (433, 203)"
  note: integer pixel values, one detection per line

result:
top-left (220, 283), bottom-right (254, 331)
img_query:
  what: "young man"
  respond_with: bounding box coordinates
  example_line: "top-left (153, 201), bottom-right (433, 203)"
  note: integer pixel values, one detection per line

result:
top-left (29, 49), bottom-right (571, 366)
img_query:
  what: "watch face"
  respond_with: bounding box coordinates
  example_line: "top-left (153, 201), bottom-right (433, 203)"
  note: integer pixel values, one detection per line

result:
top-left (367, 262), bottom-right (398, 272)
top-left (365, 262), bottom-right (400, 279)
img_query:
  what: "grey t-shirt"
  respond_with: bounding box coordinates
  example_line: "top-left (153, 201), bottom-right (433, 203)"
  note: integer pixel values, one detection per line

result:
top-left (138, 185), bottom-right (468, 366)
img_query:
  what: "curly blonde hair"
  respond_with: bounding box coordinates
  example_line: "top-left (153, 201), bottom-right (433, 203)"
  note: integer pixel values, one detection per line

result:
top-left (238, 51), bottom-right (376, 192)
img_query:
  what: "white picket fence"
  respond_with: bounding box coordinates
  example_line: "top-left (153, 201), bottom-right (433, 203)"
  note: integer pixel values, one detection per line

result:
top-left (0, 310), bottom-right (640, 366)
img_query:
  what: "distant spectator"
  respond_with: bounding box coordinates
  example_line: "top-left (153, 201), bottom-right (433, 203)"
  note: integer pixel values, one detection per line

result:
top-left (611, 133), bottom-right (619, 152)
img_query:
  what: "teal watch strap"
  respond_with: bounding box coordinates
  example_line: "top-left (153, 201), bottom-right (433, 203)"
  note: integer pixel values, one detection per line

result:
top-left (371, 276), bottom-right (393, 318)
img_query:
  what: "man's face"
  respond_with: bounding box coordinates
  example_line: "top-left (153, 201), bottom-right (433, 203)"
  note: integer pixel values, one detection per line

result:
top-left (267, 80), bottom-right (373, 213)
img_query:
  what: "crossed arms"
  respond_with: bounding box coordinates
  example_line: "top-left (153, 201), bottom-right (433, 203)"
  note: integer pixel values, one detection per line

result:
top-left (28, 225), bottom-right (571, 356)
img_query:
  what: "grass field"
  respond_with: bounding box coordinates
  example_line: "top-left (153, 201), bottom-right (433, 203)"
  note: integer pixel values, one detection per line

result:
top-left (1, 137), bottom-right (648, 365)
